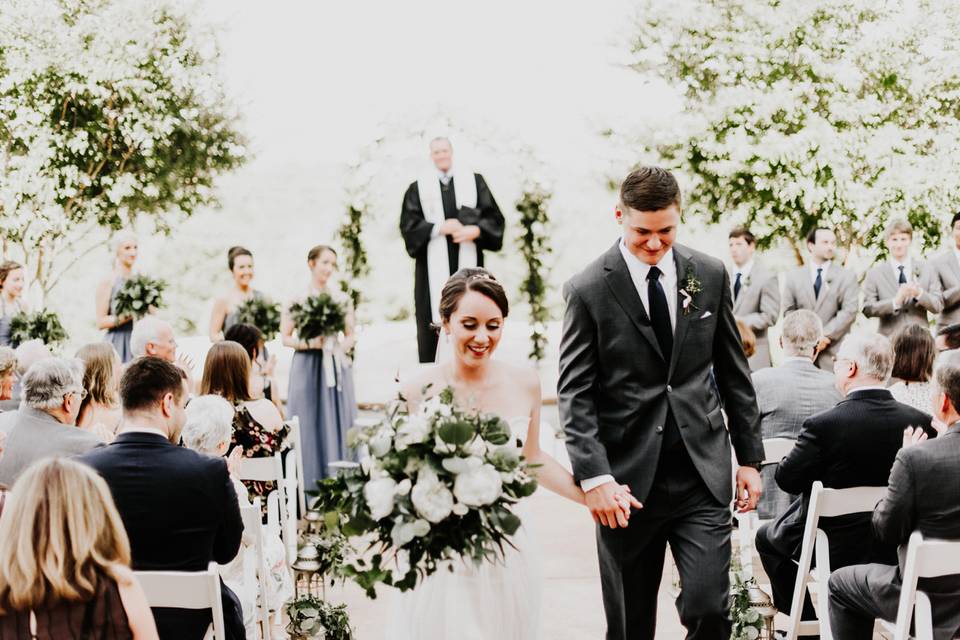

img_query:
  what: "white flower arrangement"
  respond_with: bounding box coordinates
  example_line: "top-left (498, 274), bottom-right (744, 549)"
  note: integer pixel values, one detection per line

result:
top-left (314, 386), bottom-right (538, 597)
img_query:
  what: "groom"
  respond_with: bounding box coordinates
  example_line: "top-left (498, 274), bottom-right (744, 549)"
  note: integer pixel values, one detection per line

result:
top-left (559, 167), bottom-right (764, 639)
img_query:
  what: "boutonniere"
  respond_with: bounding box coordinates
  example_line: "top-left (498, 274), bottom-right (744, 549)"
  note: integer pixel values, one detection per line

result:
top-left (742, 274), bottom-right (752, 288)
top-left (680, 269), bottom-right (702, 315)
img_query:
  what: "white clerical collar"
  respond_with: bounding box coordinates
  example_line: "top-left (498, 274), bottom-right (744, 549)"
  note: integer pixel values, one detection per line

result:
top-left (437, 168), bottom-right (453, 185)
top-left (619, 240), bottom-right (676, 280)
top-left (121, 425), bottom-right (169, 439)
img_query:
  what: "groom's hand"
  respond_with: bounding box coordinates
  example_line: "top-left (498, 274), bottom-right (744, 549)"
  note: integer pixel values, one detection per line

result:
top-left (735, 466), bottom-right (762, 513)
top-left (586, 482), bottom-right (642, 528)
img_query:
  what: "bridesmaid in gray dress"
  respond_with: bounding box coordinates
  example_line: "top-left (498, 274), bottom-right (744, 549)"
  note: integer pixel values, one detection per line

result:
top-left (95, 233), bottom-right (138, 363)
top-left (281, 245), bottom-right (358, 486)
top-left (0, 261), bottom-right (28, 347)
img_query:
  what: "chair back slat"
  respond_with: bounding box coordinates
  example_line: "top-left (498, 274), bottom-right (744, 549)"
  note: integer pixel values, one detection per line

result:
top-left (135, 562), bottom-right (225, 640)
top-left (237, 455), bottom-right (284, 483)
top-left (817, 485), bottom-right (886, 518)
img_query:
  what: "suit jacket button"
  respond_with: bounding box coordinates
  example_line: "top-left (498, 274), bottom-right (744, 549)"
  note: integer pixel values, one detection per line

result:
top-left (666, 385), bottom-right (673, 393)
top-left (656, 425), bottom-right (663, 434)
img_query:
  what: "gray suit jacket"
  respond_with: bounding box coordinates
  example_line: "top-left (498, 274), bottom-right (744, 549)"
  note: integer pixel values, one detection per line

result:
top-left (782, 264), bottom-right (859, 370)
top-left (862, 260), bottom-right (942, 336)
top-left (558, 241), bottom-right (763, 505)
top-left (731, 263), bottom-right (781, 370)
top-left (0, 407), bottom-right (104, 487)
top-left (751, 358), bottom-right (841, 518)
top-left (0, 399), bottom-right (19, 413)
top-left (930, 250), bottom-right (960, 330)
top-left (872, 422), bottom-right (960, 639)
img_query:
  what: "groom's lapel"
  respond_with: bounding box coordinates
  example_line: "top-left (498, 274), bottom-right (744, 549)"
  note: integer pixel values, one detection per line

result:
top-left (602, 243), bottom-right (666, 362)
top-left (669, 245), bottom-right (694, 379)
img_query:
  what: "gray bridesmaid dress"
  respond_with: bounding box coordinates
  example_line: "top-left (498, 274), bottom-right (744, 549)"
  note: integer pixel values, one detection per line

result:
top-left (0, 299), bottom-right (23, 347)
top-left (104, 277), bottom-right (134, 363)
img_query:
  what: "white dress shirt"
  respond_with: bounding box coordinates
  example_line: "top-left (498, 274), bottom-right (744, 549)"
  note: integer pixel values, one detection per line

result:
top-left (582, 241), bottom-right (678, 493)
top-left (732, 260), bottom-right (754, 295)
top-left (120, 425), bottom-right (169, 439)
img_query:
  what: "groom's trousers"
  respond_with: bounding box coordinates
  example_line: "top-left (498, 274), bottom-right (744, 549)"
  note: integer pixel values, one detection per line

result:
top-left (596, 447), bottom-right (731, 640)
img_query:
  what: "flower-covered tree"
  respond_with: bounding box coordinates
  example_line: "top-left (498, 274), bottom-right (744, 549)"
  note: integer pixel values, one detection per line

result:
top-left (0, 0), bottom-right (246, 299)
top-left (624, 0), bottom-right (960, 261)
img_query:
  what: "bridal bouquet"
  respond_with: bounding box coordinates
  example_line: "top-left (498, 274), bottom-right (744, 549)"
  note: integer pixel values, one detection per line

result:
top-left (8, 310), bottom-right (68, 348)
top-left (234, 297), bottom-right (282, 341)
top-left (313, 387), bottom-right (538, 597)
top-left (288, 293), bottom-right (347, 342)
top-left (113, 275), bottom-right (166, 320)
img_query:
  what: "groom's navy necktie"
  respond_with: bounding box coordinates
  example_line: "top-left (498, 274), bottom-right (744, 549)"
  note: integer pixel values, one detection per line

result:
top-left (646, 266), bottom-right (673, 361)
top-left (814, 267), bottom-right (823, 299)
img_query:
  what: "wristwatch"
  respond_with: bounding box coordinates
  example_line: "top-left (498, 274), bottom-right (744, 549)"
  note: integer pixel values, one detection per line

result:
top-left (741, 461), bottom-right (762, 471)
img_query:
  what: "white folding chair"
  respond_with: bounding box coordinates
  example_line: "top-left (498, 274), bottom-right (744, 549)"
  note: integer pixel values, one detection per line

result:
top-left (240, 498), bottom-right (271, 640)
top-left (784, 481), bottom-right (888, 640)
top-left (237, 455), bottom-right (289, 564)
top-left (284, 416), bottom-right (306, 515)
top-left (880, 532), bottom-right (960, 640)
top-left (135, 562), bottom-right (225, 640)
top-left (734, 437), bottom-right (797, 580)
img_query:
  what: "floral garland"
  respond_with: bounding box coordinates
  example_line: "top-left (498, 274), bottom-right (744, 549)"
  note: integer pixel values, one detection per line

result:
top-left (335, 203), bottom-right (369, 312)
top-left (515, 185), bottom-right (553, 362)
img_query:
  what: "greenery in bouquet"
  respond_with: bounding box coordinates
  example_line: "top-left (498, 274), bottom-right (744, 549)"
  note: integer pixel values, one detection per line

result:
top-left (285, 596), bottom-right (353, 640)
top-left (8, 310), bottom-right (68, 348)
top-left (313, 386), bottom-right (539, 598)
top-left (289, 293), bottom-right (347, 342)
top-left (112, 275), bottom-right (166, 320)
top-left (234, 297), bottom-right (282, 341)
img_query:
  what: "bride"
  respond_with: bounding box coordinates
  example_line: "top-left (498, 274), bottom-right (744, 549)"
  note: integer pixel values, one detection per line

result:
top-left (386, 268), bottom-right (638, 639)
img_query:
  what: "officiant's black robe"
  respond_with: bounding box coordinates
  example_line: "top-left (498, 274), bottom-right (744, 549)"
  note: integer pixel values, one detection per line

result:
top-left (400, 173), bottom-right (504, 362)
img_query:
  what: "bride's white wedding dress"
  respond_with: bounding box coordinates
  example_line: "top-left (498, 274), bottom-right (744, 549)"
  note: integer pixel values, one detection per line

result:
top-left (385, 416), bottom-right (544, 640)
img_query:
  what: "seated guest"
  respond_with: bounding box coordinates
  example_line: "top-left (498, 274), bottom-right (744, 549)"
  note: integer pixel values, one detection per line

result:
top-left (888, 323), bottom-right (937, 412)
top-left (935, 322), bottom-right (960, 354)
top-left (79, 357), bottom-right (245, 640)
top-left (751, 310), bottom-right (841, 519)
top-left (224, 322), bottom-right (278, 404)
top-left (829, 352), bottom-right (960, 640)
top-left (0, 458), bottom-right (158, 639)
top-left (0, 347), bottom-right (15, 411)
top-left (200, 341), bottom-right (287, 503)
top-left (76, 342), bottom-right (123, 442)
top-left (736, 318), bottom-right (757, 360)
top-left (182, 395), bottom-right (293, 638)
top-left (0, 358), bottom-right (103, 486)
top-left (129, 317), bottom-right (178, 362)
top-left (755, 332), bottom-right (934, 625)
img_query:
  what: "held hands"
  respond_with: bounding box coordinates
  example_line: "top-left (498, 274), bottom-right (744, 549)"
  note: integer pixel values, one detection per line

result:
top-left (586, 482), bottom-right (643, 529)
top-left (735, 466), bottom-right (762, 513)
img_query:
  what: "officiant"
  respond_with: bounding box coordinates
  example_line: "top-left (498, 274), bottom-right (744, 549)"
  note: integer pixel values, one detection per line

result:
top-left (400, 137), bottom-right (505, 362)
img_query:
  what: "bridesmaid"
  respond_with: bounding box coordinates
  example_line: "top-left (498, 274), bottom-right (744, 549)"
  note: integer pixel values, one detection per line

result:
top-left (0, 262), bottom-right (28, 347)
top-left (210, 246), bottom-right (278, 402)
top-left (95, 233), bottom-right (138, 363)
top-left (281, 245), bottom-right (359, 486)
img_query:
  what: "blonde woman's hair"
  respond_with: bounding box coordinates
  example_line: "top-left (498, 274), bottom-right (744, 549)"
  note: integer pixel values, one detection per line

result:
top-left (0, 458), bottom-right (131, 612)
top-left (0, 346), bottom-right (15, 378)
top-left (76, 343), bottom-right (119, 416)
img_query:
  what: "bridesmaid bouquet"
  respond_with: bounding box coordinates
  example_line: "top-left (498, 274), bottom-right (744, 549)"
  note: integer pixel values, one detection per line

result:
top-left (235, 297), bottom-right (282, 341)
top-left (8, 310), bottom-right (68, 348)
top-left (288, 293), bottom-right (347, 342)
top-left (313, 386), bottom-right (539, 597)
top-left (113, 275), bottom-right (166, 320)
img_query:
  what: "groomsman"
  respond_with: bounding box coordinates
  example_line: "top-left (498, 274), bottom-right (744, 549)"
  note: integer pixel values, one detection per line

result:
top-left (399, 137), bottom-right (505, 362)
top-left (931, 212), bottom-right (960, 331)
top-left (782, 227), bottom-right (859, 370)
top-left (862, 218), bottom-right (942, 336)
top-left (728, 227), bottom-right (780, 370)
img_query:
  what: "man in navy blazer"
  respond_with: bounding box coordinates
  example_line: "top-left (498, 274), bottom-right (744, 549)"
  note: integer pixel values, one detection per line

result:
top-left (80, 357), bottom-right (244, 640)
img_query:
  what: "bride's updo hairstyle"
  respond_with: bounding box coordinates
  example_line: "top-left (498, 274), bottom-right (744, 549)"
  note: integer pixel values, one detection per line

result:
top-left (227, 246), bottom-right (253, 270)
top-left (437, 268), bottom-right (509, 327)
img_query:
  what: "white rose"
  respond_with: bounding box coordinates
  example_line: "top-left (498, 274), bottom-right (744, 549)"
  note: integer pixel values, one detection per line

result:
top-left (410, 469), bottom-right (455, 523)
top-left (363, 477), bottom-right (397, 520)
top-left (433, 433), bottom-right (457, 455)
top-left (465, 436), bottom-right (487, 457)
top-left (452, 502), bottom-right (469, 516)
top-left (410, 518), bottom-right (431, 537)
top-left (441, 455), bottom-right (483, 475)
top-left (395, 414), bottom-right (430, 450)
top-left (391, 519), bottom-right (416, 546)
top-left (368, 428), bottom-right (394, 457)
top-left (454, 464), bottom-right (503, 507)
top-left (395, 479), bottom-right (412, 496)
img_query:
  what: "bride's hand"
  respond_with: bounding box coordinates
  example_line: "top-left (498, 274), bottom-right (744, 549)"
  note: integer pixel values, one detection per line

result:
top-left (613, 484), bottom-right (642, 517)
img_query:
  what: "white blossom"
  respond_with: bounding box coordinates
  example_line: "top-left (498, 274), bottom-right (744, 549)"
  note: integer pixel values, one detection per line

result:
top-left (453, 464), bottom-right (503, 507)
top-left (363, 477), bottom-right (397, 520)
top-left (410, 468), bottom-right (455, 523)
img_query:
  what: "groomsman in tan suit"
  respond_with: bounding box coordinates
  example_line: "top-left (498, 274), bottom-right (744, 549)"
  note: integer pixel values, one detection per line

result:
top-left (782, 227), bottom-right (860, 370)
top-left (931, 212), bottom-right (960, 331)
top-left (862, 218), bottom-right (942, 336)
top-left (728, 227), bottom-right (780, 370)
